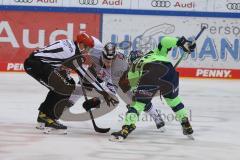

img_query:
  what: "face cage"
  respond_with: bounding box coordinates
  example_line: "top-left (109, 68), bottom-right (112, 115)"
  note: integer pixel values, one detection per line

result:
top-left (102, 50), bottom-right (116, 60)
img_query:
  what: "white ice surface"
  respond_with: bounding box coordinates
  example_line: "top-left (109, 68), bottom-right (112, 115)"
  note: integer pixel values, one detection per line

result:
top-left (0, 73), bottom-right (240, 160)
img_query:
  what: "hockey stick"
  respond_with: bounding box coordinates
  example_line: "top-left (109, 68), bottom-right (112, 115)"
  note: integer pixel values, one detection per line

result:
top-left (73, 59), bottom-right (108, 93)
top-left (79, 74), bottom-right (110, 133)
top-left (73, 59), bottom-right (118, 106)
top-left (174, 26), bottom-right (206, 69)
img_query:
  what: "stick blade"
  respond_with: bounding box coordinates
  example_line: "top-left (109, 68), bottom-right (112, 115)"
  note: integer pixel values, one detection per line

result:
top-left (89, 110), bottom-right (110, 133)
top-left (94, 127), bottom-right (110, 133)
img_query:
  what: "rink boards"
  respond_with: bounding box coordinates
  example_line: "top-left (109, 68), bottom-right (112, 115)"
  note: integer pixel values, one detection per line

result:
top-left (0, 3), bottom-right (240, 79)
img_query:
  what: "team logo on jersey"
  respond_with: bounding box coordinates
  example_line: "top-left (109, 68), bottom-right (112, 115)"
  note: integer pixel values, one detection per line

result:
top-left (151, 0), bottom-right (171, 8)
top-left (79, 0), bottom-right (98, 5)
top-left (97, 69), bottom-right (107, 80)
top-left (226, 3), bottom-right (240, 10)
top-left (14, 0), bottom-right (33, 3)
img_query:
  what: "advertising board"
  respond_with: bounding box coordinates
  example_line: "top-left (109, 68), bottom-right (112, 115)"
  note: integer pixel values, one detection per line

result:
top-left (102, 14), bottom-right (240, 78)
top-left (0, 11), bottom-right (101, 71)
top-left (2, 0), bottom-right (63, 7)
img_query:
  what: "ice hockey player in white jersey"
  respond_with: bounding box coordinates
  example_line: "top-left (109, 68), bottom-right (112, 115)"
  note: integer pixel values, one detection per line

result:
top-left (82, 41), bottom-right (123, 95)
top-left (81, 42), bottom-right (165, 130)
top-left (67, 39), bottom-right (121, 111)
top-left (24, 33), bottom-right (117, 134)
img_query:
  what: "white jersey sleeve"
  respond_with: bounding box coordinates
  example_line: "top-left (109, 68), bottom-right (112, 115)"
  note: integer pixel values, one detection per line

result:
top-left (111, 52), bottom-right (129, 85)
top-left (33, 39), bottom-right (77, 67)
top-left (89, 36), bottom-right (104, 59)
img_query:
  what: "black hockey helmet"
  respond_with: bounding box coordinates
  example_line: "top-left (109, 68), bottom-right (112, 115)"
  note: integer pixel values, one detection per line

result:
top-left (102, 42), bottom-right (117, 60)
top-left (128, 50), bottom-right (144, 64)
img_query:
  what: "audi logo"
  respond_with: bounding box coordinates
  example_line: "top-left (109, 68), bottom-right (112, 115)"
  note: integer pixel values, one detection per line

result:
top-left (226, 3), bottom-right (240, 10)
top-left (151, 0), bottom-right (171, 8)
top-left (79, 0), bottom-right (98, 5)
top-left (14, 0), bottom-right (33, 3)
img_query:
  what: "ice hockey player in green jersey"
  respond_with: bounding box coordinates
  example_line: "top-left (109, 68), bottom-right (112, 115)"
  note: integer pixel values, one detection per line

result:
top-left (111, 36), bottom-right (196, 141)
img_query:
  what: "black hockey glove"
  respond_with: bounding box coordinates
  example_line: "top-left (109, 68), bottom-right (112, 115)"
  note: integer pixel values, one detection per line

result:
top-left (100, 90), bottom-right (119, 106)
top-left (118, 70), bottom-right (131, 93)
top-left (189, 43), bottom-right (196, 52)
top-left (177, 36), bottom-right (196, 53)
top-left (82, 97), bottom-right (101, 111)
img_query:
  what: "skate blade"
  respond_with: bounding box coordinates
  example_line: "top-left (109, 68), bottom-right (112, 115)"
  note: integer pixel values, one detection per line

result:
top-left (158, 127), bottom-right (166, 132)
top-left (109, 136), bottom-right (124, 142)
top-left (186, 134), bottom-right (195, 140)
top-left (36, 123), bottom-right (45, 130)
top-left (43, 127), bottom-right (67, 135)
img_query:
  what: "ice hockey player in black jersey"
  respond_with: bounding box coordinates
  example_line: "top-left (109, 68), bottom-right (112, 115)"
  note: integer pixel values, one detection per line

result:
top-left (24, 33), bottom-right (117, 134)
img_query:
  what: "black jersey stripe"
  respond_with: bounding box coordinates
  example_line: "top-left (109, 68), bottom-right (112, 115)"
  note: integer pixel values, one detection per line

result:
top-left (35, 56), bottom-right (70, 62)
top-left (41, 47), bottom-right (64, 53)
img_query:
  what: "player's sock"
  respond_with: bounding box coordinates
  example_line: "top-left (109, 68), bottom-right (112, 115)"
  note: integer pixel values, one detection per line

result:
top-left (145, 103), bottom-right (165, 129)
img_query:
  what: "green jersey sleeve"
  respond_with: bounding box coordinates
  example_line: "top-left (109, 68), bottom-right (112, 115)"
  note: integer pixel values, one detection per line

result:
top-left (153, 36), bottom-right (179, 59)
top-left (160, 36), bottom-right (178, 49)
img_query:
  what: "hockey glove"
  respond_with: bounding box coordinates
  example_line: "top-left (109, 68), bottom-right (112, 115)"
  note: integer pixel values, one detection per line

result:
top-left (100, 90), bottom-right (119, 106)
top-left (189, 43), bottom-right (196, 52)
top-left (82, 97), bottom-right (101, 111)
top-left (177, 36), bottom-right (196, 53)
top-left (118, 70), bottom-right (131, 93)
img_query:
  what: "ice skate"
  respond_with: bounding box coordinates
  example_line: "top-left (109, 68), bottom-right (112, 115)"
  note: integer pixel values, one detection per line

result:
top-left (36, 112), bottom-right (67, 134)
top-left (36, 111), bottom-right (47, 130)
top-left (156, 120), bottom-right (166, 132)
top-left (181, 117), bottom-right (194, 140)
top-left (152, 111), bottom-right (166, 132)
top-left (110, 124), bottom-right (136, 142)
top-left (43, 121), bottom-right (68, 135)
